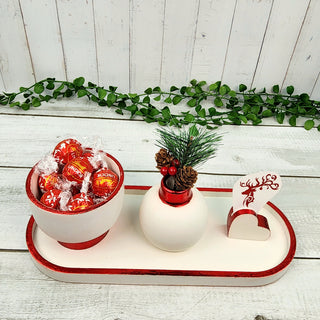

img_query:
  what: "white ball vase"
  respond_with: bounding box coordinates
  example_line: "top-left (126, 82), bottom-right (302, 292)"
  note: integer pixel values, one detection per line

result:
top-left (139, 177), bottom-right (208, 252)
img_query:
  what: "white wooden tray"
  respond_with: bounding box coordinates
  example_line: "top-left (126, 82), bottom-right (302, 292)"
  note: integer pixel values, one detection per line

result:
top-left (26, 186), bottom-right (296, 286)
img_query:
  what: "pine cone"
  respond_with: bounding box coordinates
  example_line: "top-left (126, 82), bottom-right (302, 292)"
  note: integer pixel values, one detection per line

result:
top-left (155, 148), bottom-right (174, 169)
top-left (175, 166), bottom-right (198, 191)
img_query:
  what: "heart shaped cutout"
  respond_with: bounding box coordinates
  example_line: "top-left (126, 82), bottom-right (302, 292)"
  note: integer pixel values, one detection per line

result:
top-left (227, 208), bottom-right (270, 241)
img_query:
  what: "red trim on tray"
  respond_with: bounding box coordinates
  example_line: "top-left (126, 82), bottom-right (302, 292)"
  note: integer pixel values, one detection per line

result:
top-left (26, 186), bottom-right (296, 279)
top-left (26, 152), bottom-right (124, 215)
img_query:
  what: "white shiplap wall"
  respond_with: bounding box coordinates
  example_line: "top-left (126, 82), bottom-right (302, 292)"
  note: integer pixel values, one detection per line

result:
top-left (0, 0), bottom-right (319, 98)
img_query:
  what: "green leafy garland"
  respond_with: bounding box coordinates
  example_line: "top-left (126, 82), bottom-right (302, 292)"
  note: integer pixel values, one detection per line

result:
top-left (1, 77), bottom-right (319, 131)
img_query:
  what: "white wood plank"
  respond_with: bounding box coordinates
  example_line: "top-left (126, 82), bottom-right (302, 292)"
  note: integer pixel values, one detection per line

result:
top-left (160, 0), bottom-right (200, 88)
top-left (251, 0), bottom-right (310, 91)
top-left (1, 114), bottom-right (319, 176)
top-left (56, 0), bottom-right (98, 83)
top-left (0, 72), bottom-right (5, 92)
top-left (282, 0), bottom-right (320, 95)
top-left (222, 0), bottom-right (273, 87)
top-left (0, 252), bottom-right (319, 319)
top-left (129, 0), bottom-right (165, 92)
top-left (1, 166), bottom-right (319, 258)
top-left (310, 71), bottom-right (320, 100)
top-left (190, 0), bottom-right (237, 82)
top-left (19, 0), bottom-right (66, 81)
top-left (0, 0), bottom-right (35, 91)
top-left (93, 0), bottom-right (130, 92)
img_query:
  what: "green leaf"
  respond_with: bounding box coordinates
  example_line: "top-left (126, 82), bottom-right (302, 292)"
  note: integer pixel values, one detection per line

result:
top-left (164, 97), bottom-right (172, 103)
top-left (184, 113), bottom-right (195, 123)
top-left (143, 96), bottom-right (150, 103)
top-left (276, 112), bottom-right (285, 124)
top-left (198, 81), bottom-right (207, 87)
top-left (185, 87), bottom-right (195, 96)
top-left (190, 79), bottom-right (197, 86)
top-left (208, 81), bottom-right (221, 92)
top-left (19, 87), bottom-right (27, 92)
top-left (251, 105), bottom-right (260, 115)
top-left (214, 97), bottom-right (223, 107)
top-left (180, 86), bottom-right (186, 94)
top-left (219, 85), bottom-right (229, 96)
top-left (98, 100), bottom-right (108, 106)
top-left (304, 119), bottom-right (314, 130)
top-left (21, 103), bottom-right (30, 110)
top-left (289, 115), bottom-right (296, 127)
top-left (239, 84), bottom-right (247, 92)
top-left (73, 77), bottom-right (85, 87)
top-left (46, 82), bottom-right (55, 90)
top-left (161, 106), bottom-right (171, 120)
top-left (144, 88), bottom-right (152, 94)
top-left (189, 124), bottom-right (199, 136)
top-left (55, 83), bottom-right (64, 92)
top-left (197, 108), bottom-right (206, 118)
top-left (262, 109), bottom-right (273, 117)
top-left (32, 97), bottom-right (41, 107)
top-left (317, 125), bottom-right (320, 132)
top-left (272, 85), bottom-right (280, 93)
top-left (107, 93), bottom-right (117, 105)
top-left (34, 83), bottom-right (44, 94)
top-left (10, 101), bottom-right (20, 108)
top-left (64, 89), bottom-right (73, 98)
top-left (238, 115), bottom-right (247, 123)
top-left (300, 93), bottom-right (309, 103)
top-left (187, 98), bottom-right (197, 107)
top-left (229, 90), bottom-right (236, 97)
top-left (115, 109), bottom-right (123, 115)
top-left (170, 86), bottom-right (179, 92)
top-left (77, 89), bottom-right (87, 98)
top-left (149, 108), bottom-right (160, 116)
top-left (154, 95), bottom-right (161, 101)
top-left (208, 107), bottom-right (217, 116)
top-left (153, 86), bottom-right (161, 93)
top-left (172, 96), bottom-right (182, 105)
top-left (286, 86), bottom-right (294, 95)
top-left (98, 88), bottom-right (107, 99)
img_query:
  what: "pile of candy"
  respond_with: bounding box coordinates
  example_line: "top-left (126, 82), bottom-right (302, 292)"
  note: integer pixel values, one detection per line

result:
top-left (35, 138), bottom-right (119, 212)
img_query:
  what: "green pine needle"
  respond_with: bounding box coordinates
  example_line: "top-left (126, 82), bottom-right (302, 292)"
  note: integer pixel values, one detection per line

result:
top-left (156, 125), bottom-right (222, 168)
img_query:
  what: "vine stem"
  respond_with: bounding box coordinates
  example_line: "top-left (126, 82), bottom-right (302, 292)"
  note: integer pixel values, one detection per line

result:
top-left (1, 77), bottom-right (319, 131)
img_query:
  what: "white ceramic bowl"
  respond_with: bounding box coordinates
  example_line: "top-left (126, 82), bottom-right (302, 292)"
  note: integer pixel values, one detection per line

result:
top-left (26, 152), bottom-right (124, 249)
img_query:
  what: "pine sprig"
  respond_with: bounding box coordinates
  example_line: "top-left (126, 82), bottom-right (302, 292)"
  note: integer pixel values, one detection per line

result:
top-left (156, 125), bottom-right (222, 168)
top-left (1, 77), bottom-right (320, 131)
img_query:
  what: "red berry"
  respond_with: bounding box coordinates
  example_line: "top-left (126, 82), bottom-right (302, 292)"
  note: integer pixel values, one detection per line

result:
top-left (160, 166), bottom-right (168, 176)
top-left (171, 159), bottom-right (180, 167)
top-left (168, 166), bottom-right (177, 176)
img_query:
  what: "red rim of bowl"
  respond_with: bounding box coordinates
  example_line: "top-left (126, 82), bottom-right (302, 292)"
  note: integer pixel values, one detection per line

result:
top-left (25, 152), bottom-right (124, 215)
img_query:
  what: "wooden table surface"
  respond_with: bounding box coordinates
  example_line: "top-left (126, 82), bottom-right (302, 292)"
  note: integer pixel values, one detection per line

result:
top-left (0, 100), bottom-right (319, 320)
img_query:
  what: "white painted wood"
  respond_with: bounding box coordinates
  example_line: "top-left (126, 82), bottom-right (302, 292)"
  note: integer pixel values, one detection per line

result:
top-left (251, 0), bottom-right (310, 91)
top-left (0, 72), bottom-right (5, 92)
top-left (190, 0), bottom-right (237, 82)
top-left (1, 114), bottom-right (320, 176)
top-left (222, 0), bottom-right (273, 86)
top-left (93, 0), bottom-right (130, 92)
top-left (160, 0), bottom-right (199, 88)
top-left (0, 0), bottom-right (35, 91)
top-left (56, 0), bottom-right (98, 82)
top-left (129, 0), bottom-right (165, 92)
top-left (0, 252), bottom-right (319, 319)
top-left (19, 0), bottom-right (66, 81)
top-left (311, 71), bottom-right (320, 100)
top-left (282, 0), bottom-right (320, 96)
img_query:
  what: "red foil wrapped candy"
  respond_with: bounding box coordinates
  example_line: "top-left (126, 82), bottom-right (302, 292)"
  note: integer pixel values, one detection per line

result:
top-left (40, 189), bottom-right (62, 209)
top-left (92, 168), bottom-right (119, 197)
top-left (62, 157), bottom-right (93, 184)
top-left (53, 139), bottom-right (83, 165)
top-left (67, 192), bottom-right (94, 212)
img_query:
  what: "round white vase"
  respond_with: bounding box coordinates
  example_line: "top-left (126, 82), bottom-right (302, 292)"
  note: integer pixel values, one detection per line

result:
top-left (139, 178), bottom-right (208, 252)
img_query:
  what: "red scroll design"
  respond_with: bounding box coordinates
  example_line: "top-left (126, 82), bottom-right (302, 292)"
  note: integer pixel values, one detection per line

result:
top-left (240, 173), bottom-right (280, 207)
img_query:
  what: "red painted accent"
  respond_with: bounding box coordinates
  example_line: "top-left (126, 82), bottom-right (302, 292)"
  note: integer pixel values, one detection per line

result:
top-left (58, 230), bottom-right (109, 250)
top-left (26, 186), bottom-right (296, 280)
top-left (158, 178), bottom-right (192, 206)
top-left (25, 152), bottom-right (124, 215)
top-left (227, 207), bottom-right (270, 236)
